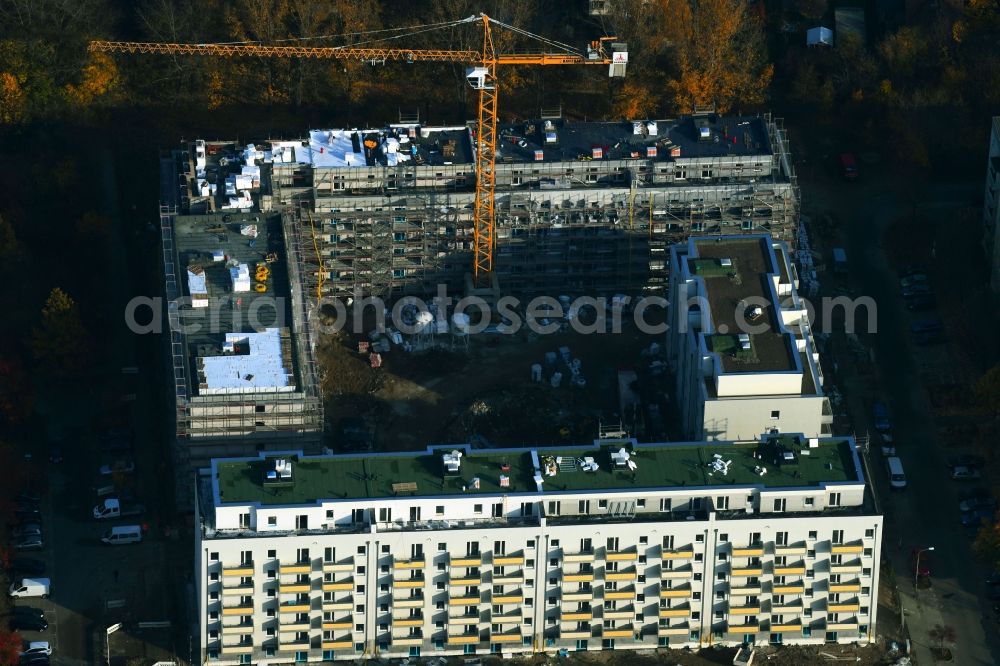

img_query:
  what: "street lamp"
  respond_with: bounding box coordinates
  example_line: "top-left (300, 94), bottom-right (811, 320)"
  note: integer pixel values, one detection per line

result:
top-left (914, 546), bottom-right (935, 591)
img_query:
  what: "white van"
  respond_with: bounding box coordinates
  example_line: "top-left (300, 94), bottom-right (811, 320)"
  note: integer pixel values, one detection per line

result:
top-left (8, 577), bottom-right (50, 598)
top-left (101, 525), bottom-right (143, 545)
top-left (886, 456), bottom-right (907, 490)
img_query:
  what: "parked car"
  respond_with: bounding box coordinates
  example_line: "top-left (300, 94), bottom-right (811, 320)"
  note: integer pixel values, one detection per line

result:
top-left (98, 459), bottom-right (135, 476)
top-left (948, 455), bottom-right (986, 469)
top-left (13, 536), bottom-right (44, 551)
top-left (15, 509), bottom-right (42, 523)
top-left (960, 496), bottom-right (998, 513)
top-left (19, 641), bottom-right (51, 657)
top-left (879, 433), bottom-right (896, 457)
top-left (19, 654), bottom-right (49, 665)
top-left (12, 524), bottom-right (42, 540)
top-left (961, 507), bottom-right (995, 528)
top-left (8, 614), bottom-right (47, 632)
top-left (905, 294), bottom-right (937, 311)
top-left (952, 466), bottom-right (982, 481)
top-left (873, 402), bottom-right (891, 432)
top-left (11, 606), bottom-right (44, 620)
top-left (7, 558), bottom-right (46, 576)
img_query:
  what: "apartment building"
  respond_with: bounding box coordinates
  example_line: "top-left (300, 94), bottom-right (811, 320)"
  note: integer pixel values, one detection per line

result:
top-left (196, 435), bottom-right (881, 664)
top-left (666, 235), bottom-right (831, 441)
top-left (981, 116), bottom-right (1000, 292)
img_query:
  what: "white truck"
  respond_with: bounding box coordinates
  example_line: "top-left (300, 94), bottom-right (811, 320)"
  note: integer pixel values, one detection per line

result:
top-left (93, 497), bottom-right (145, 520)
top-left (9, 577), bottom-right (50, 598)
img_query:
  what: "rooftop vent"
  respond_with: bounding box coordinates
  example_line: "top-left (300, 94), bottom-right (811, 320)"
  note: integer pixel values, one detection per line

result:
top-left (738, 333), bottom-right (751, 350)
top-left (719, 258), bottom-right (732, 267)
top-left (443, 449), bottom-right (463, 474)
top-left (592, 147), bottom-right (603, 159)
top-left (264, 458), bottom-right (293, 485)
top-left (534, 149), bottom-right (544, 161)
top-left (699, 126), bottom-right (711, 140)
top-left (646, 121), bottom-right (658, 136)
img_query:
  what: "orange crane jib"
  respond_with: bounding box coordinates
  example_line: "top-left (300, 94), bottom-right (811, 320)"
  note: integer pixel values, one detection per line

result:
top-left (89, 14), bottom-right (623, 288)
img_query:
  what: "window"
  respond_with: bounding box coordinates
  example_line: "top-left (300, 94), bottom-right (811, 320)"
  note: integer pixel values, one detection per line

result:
top-left (435, 505), bottom-right (445, 516)
top-left (437, 543), bottom-right (446, 552)
top-left (776, 532), bottom-right (788, 546)
top-left (770, 410), bottom-right (780, 419)
top-left (829, 493), bottom-right (842, 508)
top-left (324, 547), bottom-right (334, 562)
top-left (865, 528), bottom-right (875, 538)
top-left (474, 504), bottom-right (483, 514)
top-left (267, 516), bottom-right (277, 526)
top-left (547, 501), bottom-right (560, 516)
top-left (267, 549), bottom-right (276, 559)
top-left (716, 496), bottom-right (729, 510)
top-left (805, 497), bottom-right (814, 507)
top-left (695, 534), bottom-right (705, 543)
top-left (808, 531), bottom-right (817, 540)
top-left (598, 499), bottom-right (608, 509)
top-left (357, 546), bottom-right (366, 555)
top-left (832, 530), bottom-right (844, 545)
top-left (659, 498), bottom-right (672, 512)
top-left (773, 498), bottom-right (787, 512)
top-left (639, 536), bottom-right (648, 545)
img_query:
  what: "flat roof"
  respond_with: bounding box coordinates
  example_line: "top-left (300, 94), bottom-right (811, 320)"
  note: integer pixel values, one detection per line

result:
top-left (689, 237), bottom-right (796, 373)
top-left (307, 126), bottom-right (473, 168)
top-left (212, 437), bottom-right (862, 505)
top-left (199, 328), bottom-right (294, 394)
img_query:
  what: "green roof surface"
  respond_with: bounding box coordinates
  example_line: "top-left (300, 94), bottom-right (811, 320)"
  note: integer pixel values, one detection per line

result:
top-left (214, 437), bottom-right (861, 505)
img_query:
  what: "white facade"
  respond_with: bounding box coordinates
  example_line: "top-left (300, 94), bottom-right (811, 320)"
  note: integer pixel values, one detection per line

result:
top-left (667, 235), bottom-right (832, 441)
top-left (196, 438), bottom-right (880, 664)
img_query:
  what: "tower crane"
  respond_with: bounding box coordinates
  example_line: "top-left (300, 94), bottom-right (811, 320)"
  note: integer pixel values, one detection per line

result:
top-left (90, 14), bottom-right (627, 287)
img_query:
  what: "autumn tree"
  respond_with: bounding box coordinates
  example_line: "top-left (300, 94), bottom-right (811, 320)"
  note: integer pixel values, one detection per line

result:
top-left (31, 287), bottom-right (92, 376)
top-left (0, 630), bottom-right (20, 666)
top-left (63, 51), bottom-right (121, 111)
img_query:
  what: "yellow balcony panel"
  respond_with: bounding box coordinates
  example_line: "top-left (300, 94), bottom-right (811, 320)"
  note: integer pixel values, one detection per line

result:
top-left (732, 546), bottom-right (765, 557)
top-left (828, 603), bottom-right (861, 613)
top-left (661, 549), bottom-right (694, 560)
top-left (221, 624), bottom-right (253, 634)
top-left (604, 590), bottom-right (635, 601)
top-left (830, 564), bottom-right (863, 574)
top-left (492, 614), bottom-right (523, 625)
top-left (490, 633), bottom-right (523, 643)
top-left (323, 581), bottom-right (354, 592)
top-left (450, 557), bottom-right (482, 567)
top-left (659, 587), bottom-right (691, 599)
top-left (563, 574), bottom-right (594, 583)
top-left (829, 583), bottom-right (862, 593)
top-left (827, 621), bottom-right (859, 631)
top-left (392, 618), bottom-right (424, 627)
top-left (222, 585), bottom-right (254, 596)
top-left (660, 569), bottom-right (692, 580)
top-left (222, 566), bottom-right (254, 577)
top-left (393, 559), bottom-right (426, 570)
top-left (772, 584), bottom-right (805, 594)
top-left (322, 639), bottom-right (354, 650)
top-left (731, 568), bottom-right (764, 577)
top-left (279, 603), bottom-right (311, 613)
top-left (447, 634), bottom-right (480, 645)
top-left (728, 606), bottom-right (761, 615)
top-left (492, 594), bottom-right (524, 604)
top-left (606, 551), bottom-right (638, 562)
top-left (659, 607), bottom-right (691, 618)
top-left (389, 637), bottom-right (422, 647)
top-left (771, 603), bottom-right (803, 614)
top-left (449, 577), bottom-right (481, 586)
top-left (775, 546), bottom-right (807, 556)
top-left (564, 553), bottom-right (595, 563)
top-left (606, 571), bottom-right (637, 582)
top-left (323, 562), bottom-right (354, 573)
top-left (279, 621), bottom-right (310, 632)
top-left (278, 584), bottom-right (310, 594)
top-left (603, 628), bottom-right (634, 638)
top-left (278, 564), bottom-right (311, 575)
top-left (392, 597), bottom-right (423, 608)
top-left (831, 544), bottom-right (864, 554)
top-left (562, 592), bottom-right (593, 602)
top-left (322, 620), bottom-right (353, 630)
top-left (323, 601), bottom-right (354, 611)
top-left (602, 609), bottom-right (633, 620)
top-left (730, 586), bottom-right (763, 596)
top-left (774, 566), bottom-right (806, 576)
top-left (560, 630), bottom-right (592, 639)
top-left (449, 596), bottom-right (481, 605)
top-left (222, 606), bottom-right (254, 616)
top-left (221, 645), bottom-right (254, 655)
top-left (658, 626), bottom-right (689, 636)
top-left (728, 624), bottom-right (760, 634)
top-left (492, 574), bottom-right (524, 585)
top-left (494, 555), bottom-right (525, 566)
top-left (277, 641), bottom-right (310, 651)
top-left (394, 579), bottom-right (425, 589)
top-left (561, 611), bottom-right (593, 621)
top-left (772, 622), bottom-right (802, 632)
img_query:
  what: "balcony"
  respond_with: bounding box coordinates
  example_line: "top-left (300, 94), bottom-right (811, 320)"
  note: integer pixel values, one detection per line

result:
top-left (490, 631), bottom-right (524, 643)
top-left (449, 595), bottom-right (481, 606)
top-left (772, 583), bottom-right (805, 595)
top-left (603, 625), bottom-right (634, 638)
top-left (277, 639), bottom-right (310, 651)
top-left (829, 582), bottom-right (862, 594)
top-left (391, 617), bottom-right (424, 627)
top-left (449, 576), bottom-right (481, 586)
top-left (221, 584), bottom-right (254, 596)
top-left (771, 600), bottom-right (803, 613)
top-left (604, 587), bottom-right (636, 601)
top-left (391, 596), bottom-right (424, 608)
top-left (222, 565), bottom-right (254, 577)
top-left (323, 580), bottom-right (354, 592)
top-left (278, 563), bottom-right (311, 575)
top-left (775, 545), bottom-right (807, 556)
top-left (660, 567), bottom-right (693, 580)
top-left (492, 591), bottom-right (524, 604)
top-left (393, 558), bottom-right (426, 570)
top-left (563, 573), bottom-right (595, 583)
top-left (222, 605), bottom-right (254, 616)
top-left (827, 619), bottom-right (860, 631)
top-left (322, 560), bottom-right (354, 573)
top-left (492, 571), bottom-right (525, 585)
top-left (564, 551), bottom-right (595, 563)
top-left (221, 623), bottom-right (253, 635)
top-left (323, 599), bottom-right (354, 611)
top-left (447, 633), bottom-right (481, 645)
top-left (560, 627), bottom-right (594, 639)
top-left (732, 545), bottom-right (765, 557)
top-left (728, 605), bottom-right (761, 615)
top-left (450, 556), bottom-right (483, 567)
top-left (727, 623), bottom-right (760, 634)
top-left (606, 550), bottom-right (639, 562)
top-left (731, 567), bottom-right (764, 577)
top-left (278, 602), bottom-right (311, 613)
top-left (603, 607), bottom-right (633, 621)
top-left (393, 577), bottom-right (425, 589)
top-left (772, 621), bottom-right (802, 632)
top-left (659, 586), bottom-right (691, 599)
top-left (730, 585), bottom-right (763, 596)
top-left (658, 625), bottom-right (690, 636)
top-left (493, 553), bottom-right (525, 566)
top-left (831, 543), bottom-right (864, 555)
top-left (828, 601), bottom-right (861, 613)
top-left (561, 610), bottom-right (593, 621)
top-left (220, 645), bottom-right (253, 655)
top-left (278, 583), bottom-right (311, 594)
top-left (606, 568), bottom-right (637, 582)
top-left (774, 563), bottom-right (807, 576)
top-left (389, 636), bottom-right (422, 647)
top-left (492, 612), bottom-right (523, 624)
top-left (322, 637), bottom-right (354, 650)
top-left (279, 618), bottom-right (311, 631)
top-left (658, 605), bottom-right (691, 618)
top-left (661, 549), bottom-right (694, 560)
top-left (830, 561), bottom-right (864, 574)
top-left (562, 590), bottom-right (593, 602)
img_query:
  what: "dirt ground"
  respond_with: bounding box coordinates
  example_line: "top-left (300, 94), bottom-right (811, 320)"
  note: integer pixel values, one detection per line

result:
top-left (317, 311), bottom-right (670, 452)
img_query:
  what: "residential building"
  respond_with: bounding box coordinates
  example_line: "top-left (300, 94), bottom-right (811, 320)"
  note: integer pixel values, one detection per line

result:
top-left (196, 435), bottom-right (880, 664)
top-left (981, 116), bottom-right (1000, 292)
top-left (666, 235), bottom-right (831, 441)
